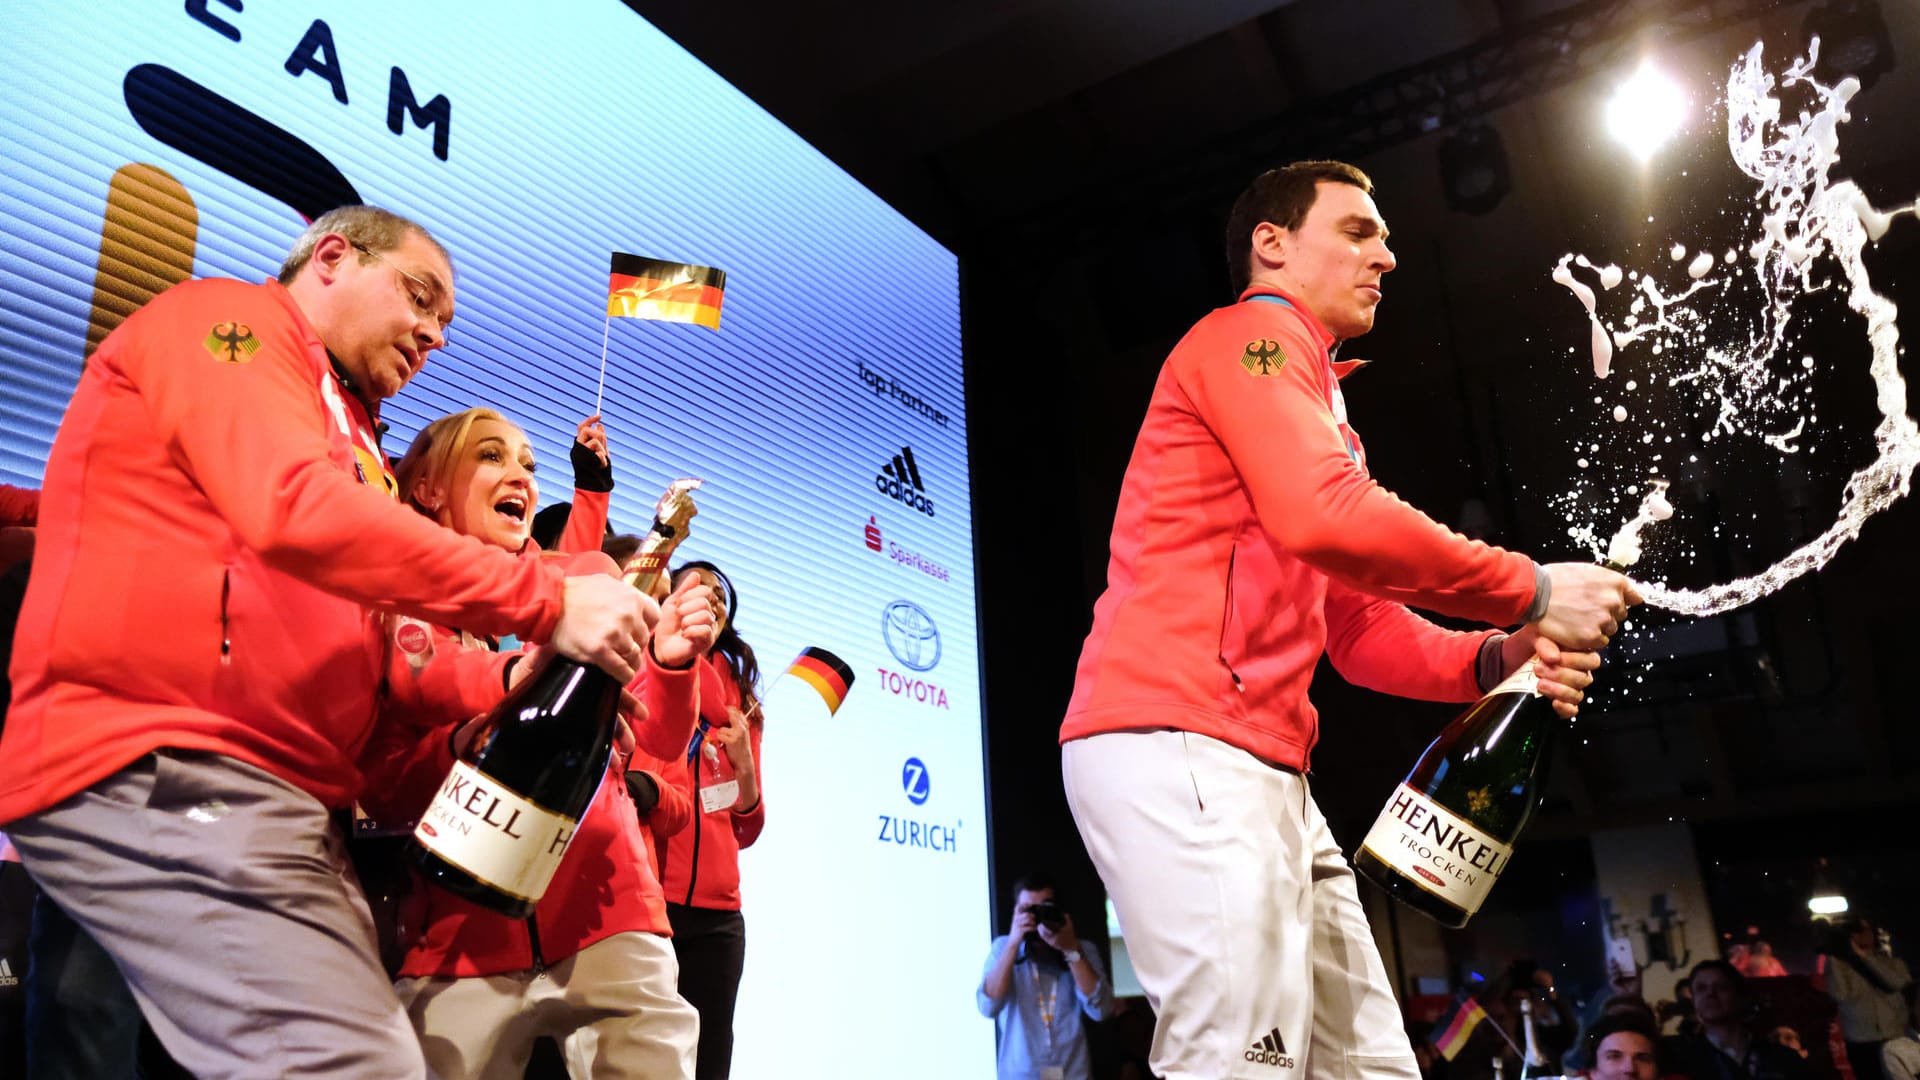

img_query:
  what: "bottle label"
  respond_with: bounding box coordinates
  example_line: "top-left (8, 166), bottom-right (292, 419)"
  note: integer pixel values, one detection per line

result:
top-left (414, 760), bottom-right (579, 903)
top-left (1359, 784), bottom-right (1514, 915)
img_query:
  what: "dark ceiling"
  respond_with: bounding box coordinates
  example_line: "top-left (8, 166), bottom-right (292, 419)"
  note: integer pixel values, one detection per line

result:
top-left (629, 0), bottom-right (1920, 912)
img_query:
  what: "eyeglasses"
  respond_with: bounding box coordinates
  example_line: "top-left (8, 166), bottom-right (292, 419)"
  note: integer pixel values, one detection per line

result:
top-left (351, 241), bottom-right (452, 338)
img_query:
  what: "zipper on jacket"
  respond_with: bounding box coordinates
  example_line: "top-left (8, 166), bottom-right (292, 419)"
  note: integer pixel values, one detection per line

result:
top-left (682, 765), bottom-right (704, 906)
top-left (1217, 547), bottom-right (1243, 692)
top-left (219, 569), bottom-right (232, 666)
top-left (525, 916), bottom-right (547, 974)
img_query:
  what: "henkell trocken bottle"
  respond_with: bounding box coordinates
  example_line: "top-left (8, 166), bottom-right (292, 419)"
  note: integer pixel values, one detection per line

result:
top-left (1352, 656), bottom-right (1555, 928)
top-left (410, 479), bottom-right (703, 917)
top-left (1356, 558), bottom-right (1634, 928)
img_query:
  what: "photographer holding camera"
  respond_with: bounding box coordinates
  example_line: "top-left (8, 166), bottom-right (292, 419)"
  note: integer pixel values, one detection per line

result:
top-left (979, 872), bottom-right (1115, 1080)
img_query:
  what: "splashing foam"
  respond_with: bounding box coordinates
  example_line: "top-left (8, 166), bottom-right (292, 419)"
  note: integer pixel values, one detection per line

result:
top-left (1550, 39), bottom-right (1920, 617)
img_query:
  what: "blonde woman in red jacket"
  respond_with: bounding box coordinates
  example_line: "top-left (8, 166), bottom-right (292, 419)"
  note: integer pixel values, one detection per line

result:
top-left (659, 561), bottom-right (764, 1080)
top-left (360, 407), bottom-right (716, 1080)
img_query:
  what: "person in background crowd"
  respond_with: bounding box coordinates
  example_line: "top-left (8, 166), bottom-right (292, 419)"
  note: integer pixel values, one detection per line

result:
top-left (360, 407), bottom-right (715, 1080)
top-left (1564, 959), bottom-right (1660, 1075)
top-left (1659, 976), bottom-right (1702, 1038)
top-left (1588, 1013), bottom-right (1663, 1080)
top-left (0, 205), bottom-right (655, 1078)
top-left (1879, 985), bottom-right (1920, 1080)
top-left (660, 560), bottom-right (764, 1080)
top-left (1056, 158), bottom-right (1634, 1080)
top-left (978, 872), bottom-right (1115, 1080)
top-left (1661, 960), bottom-right (1812, 1080)
top-left (1770, 1026), bottom-right (1808, 1060)
top-left (1747, 943), bottom-right (1789, 979)
top-left (1828, 916), bottom-right (1913, 1080)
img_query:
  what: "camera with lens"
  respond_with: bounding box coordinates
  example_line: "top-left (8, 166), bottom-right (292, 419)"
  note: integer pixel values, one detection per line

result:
top-left (1024, 900), bottom-right (1066, 931)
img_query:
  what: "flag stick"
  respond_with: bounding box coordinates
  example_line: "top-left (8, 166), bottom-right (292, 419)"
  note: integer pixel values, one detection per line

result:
top-left (595, 312), bottom-right (611, 415)
top-left (1484, 1008), bottom-right (1525, 1058)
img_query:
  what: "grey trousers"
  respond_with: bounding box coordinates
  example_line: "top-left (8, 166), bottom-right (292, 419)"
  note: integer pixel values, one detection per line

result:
top-left (9, 750), bottom-right (428, 1080)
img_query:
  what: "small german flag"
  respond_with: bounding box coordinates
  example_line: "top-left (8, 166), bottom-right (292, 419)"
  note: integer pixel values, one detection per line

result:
top-left (786, 647), bottom-right (855, 715)
top-left (607, 252), bottom-right (726, 329)
top-left (1432, 993), bottom-right (1489, 1061)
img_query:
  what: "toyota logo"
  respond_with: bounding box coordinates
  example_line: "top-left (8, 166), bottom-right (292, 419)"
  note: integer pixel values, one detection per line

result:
top-left (881, 600), bottom-right (941, 672)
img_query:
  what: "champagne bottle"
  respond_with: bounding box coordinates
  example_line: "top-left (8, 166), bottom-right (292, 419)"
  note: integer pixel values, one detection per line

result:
top-left (1357, 553), bottom-right (1639, 927)
top-left (1353, 659), bottom-right (1557, 928)
top-left (411, 652), bottom-right (624, 917)
top-left (410, 479), bottom-right (703, 917)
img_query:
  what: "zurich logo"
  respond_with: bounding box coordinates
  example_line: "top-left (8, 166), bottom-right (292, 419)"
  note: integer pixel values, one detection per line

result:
top-left (902, 757), bottom-right (931, 805)
top-left (881, 600), bottom-right (941, 672)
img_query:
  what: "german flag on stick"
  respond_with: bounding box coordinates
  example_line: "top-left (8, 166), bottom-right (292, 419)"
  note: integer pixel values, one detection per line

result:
top-left (607, 252), bottom-right (726, 329)
top-left (786, 647), bottom-right (855, 715)
top-left (1431, 994), bottom-right (1491, 1061)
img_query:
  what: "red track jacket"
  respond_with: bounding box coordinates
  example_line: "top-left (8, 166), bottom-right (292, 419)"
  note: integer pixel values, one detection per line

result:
top-left (660, 654), bottom-right (765, 911)
top-left (1, 279), bottom-right (564, 823)
top-left (1062, 287), bottom-right (1539, 769)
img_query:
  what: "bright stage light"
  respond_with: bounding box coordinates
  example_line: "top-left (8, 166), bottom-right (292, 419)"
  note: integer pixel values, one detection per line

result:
top-left (1606, 61), bottom-right (1689, 161)
top-left (1808, 894), bottom-right (1850, 915)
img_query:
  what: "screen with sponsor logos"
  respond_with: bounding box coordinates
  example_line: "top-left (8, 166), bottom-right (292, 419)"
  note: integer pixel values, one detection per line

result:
top-left (0, 2), bottom-right (988, 1075)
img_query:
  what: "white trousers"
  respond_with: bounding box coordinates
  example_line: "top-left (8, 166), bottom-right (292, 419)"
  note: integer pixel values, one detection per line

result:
top-left (393, 931), bottom-right (698, 1080)
top-left (1063, 730), bottom-right (1419, 1080)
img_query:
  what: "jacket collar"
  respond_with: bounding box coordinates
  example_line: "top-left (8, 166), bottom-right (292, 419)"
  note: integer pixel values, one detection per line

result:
top-left (1237, 285), bottom-right (1369, 382)
top-left (261, 277), bottom-right (386, 426)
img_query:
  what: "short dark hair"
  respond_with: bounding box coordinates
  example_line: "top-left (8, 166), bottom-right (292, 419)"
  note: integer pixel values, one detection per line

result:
top-left (1689, 958), bottom-right (1746, 999)
top-left (1012, 872), bottom-right (1059, 898)
top-left (1585, 1012), bottom-right (1660, 1063)
top-left (1223, 160), bottom-right (1375, 295)
top-left (1600, 994), bottom-right (1657, 1022)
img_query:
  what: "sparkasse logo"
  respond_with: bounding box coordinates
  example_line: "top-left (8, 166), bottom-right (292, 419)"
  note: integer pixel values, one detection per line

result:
top-left (875, 446), bottom-right (934, 517)
top-left (863, 516), bottom-right (951, 584)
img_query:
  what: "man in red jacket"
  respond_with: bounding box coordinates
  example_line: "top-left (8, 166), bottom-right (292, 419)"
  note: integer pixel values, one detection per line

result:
top-left (0, 205), bottom-right (655, 1079)
top-left (1060, 161), bottom-right (1641, 1080)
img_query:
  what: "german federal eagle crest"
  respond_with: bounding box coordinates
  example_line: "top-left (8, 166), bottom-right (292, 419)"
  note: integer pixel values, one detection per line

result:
top-left (204, 321), bottom-right (261, 363)
top-left (1239, 338), bottom-right (1286, 376)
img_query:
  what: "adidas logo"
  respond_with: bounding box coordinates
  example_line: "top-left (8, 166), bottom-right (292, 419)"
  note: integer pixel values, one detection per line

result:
top-left (1244, 1027), bottom-right (1295, 1068)
top-left (0, 957), bottom-right (15, 988)
top-left (874, 445), bottom-right (934, 518)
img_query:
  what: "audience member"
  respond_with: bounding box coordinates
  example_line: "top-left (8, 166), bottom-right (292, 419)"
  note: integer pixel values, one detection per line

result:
top-left (978, 872), bottom-right (1116, 1080)
top-left (1748, 943), bottom-right (1789, 979)
top-left (1589, 1013), bottom-right (1662, 1080)
top-left (1877, 985), bottom-right (1919, 1080)
top-left (1828, 917), bottom-right (1913, 1080)
top-left (1661, 960), bottom-right (1812, 1080)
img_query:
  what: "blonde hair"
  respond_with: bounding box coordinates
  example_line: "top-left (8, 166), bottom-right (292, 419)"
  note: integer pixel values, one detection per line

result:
top-left (392, 407), bottom-right (524, 519)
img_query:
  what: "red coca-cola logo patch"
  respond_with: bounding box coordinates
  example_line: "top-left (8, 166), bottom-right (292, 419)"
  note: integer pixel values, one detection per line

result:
top-left (396, 622), bottom-right (431, 656)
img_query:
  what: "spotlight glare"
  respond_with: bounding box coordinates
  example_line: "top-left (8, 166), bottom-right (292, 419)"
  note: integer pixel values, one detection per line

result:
top-left (1606, 62), bottom-right (1688, 161)
top-left (1808, 894), bottom-right (1850, 915)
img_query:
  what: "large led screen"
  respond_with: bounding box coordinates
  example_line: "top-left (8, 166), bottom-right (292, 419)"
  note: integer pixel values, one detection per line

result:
top-left (0, 2), bottom-right (988, 1075)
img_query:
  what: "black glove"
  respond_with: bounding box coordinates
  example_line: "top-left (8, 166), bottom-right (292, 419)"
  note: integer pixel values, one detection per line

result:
top-left (626, 769), bottom-right (660, 816)
top-left (571, 440), bottom-right (614, 494)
